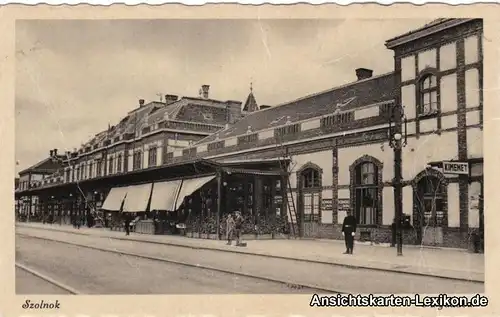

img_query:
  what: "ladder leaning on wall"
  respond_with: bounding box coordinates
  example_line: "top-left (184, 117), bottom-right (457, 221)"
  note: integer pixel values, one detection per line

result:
top-left (274, 135), bottom-right (300, 238)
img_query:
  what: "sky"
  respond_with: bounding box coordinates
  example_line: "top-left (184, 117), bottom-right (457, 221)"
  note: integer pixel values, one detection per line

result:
top-left (15, 18), bottom-right (431, 175)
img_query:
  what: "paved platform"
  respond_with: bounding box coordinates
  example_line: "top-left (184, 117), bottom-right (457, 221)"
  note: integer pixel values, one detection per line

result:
top-left (16, 222), bottom-right (485, 282)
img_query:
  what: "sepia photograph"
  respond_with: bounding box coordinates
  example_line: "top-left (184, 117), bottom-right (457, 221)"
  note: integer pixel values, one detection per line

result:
top-left (14, 17), bottom-right (485, 296)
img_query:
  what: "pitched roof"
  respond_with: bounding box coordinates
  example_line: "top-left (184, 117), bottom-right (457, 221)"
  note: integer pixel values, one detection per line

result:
top-left (197, 72), bottom-right (396, 144)
top-left (18, 156), bottom-right (65, 176)
top-left (242, 91), bottom-right (259, 112)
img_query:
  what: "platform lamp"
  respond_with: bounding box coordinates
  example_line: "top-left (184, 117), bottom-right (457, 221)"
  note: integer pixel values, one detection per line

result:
top-left (388, 103), bottom-right (408, 256)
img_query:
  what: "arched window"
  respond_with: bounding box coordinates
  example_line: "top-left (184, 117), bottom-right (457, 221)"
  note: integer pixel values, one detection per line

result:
top-left (417, 175), bottom-right (445, 227)
top-left (353, 161), bottom-right (380, 225)
top-left (301, 168), bottom-right (321, 189)
top-left (418, 73), bottom-right (439, 116)
top-left (298, 166), bottom-right (322, 224)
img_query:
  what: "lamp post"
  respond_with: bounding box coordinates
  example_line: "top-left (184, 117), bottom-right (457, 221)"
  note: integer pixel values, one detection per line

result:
top-left (388, 103), bottom-right (408, 256)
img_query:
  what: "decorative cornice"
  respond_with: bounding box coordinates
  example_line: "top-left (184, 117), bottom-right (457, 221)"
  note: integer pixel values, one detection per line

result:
top-left (385, 19), bottom-right (475, 50)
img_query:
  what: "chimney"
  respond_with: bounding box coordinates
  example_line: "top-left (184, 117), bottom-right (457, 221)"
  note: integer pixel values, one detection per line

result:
top-left (139, 99), bottom-right (145, 107)
top-left (201, 85), bottom-right (210, 99)
top-left (225, 101), bottom-right (242, 124)
top-left (259, 105), bottom-right (271, 110)
top-left (49, 150), bottom-right (54, 157)
top-left (164, 94), bottom-right (179, 105)
top-left (53, 149), bottom-right (58, 156)
top-left (355, 68), bottom-right (373, 81)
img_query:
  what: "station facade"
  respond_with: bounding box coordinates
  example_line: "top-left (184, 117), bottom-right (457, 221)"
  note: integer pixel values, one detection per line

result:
top-left (15, 19), bottom-right (483, 249)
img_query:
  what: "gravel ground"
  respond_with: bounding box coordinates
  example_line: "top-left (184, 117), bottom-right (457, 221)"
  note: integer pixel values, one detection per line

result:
top-left (16, 235), bottom-right (318, 294)
top-left (16, 227), bottom-right (485, 294)
top-left (16, 267), bottom-right (70, 295)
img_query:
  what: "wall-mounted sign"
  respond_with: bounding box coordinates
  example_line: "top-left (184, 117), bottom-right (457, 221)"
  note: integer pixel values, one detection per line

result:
top-left (338, 199), bottom-right (350, 214)
top-left (321, 198), bottom-right (333, 211)
top-left (443, 161), bottom-right (469, 175)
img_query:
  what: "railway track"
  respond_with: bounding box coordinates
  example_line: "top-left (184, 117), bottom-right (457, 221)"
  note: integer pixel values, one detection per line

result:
top-left (16, 262), bottom-right (80, 294)
top-left (16, 233), bottom-right (342, 294)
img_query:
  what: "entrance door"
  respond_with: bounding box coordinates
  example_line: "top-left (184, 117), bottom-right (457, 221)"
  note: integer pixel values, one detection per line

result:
top-left (302, 192), bottom-right (320, 237)
top-left (416, 176), bottom-right (445, 246)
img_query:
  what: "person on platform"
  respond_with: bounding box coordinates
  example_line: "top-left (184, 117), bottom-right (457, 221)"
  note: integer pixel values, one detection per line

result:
top-left (124, 213), bottom-right (131, 236)
top-left (341, 210), bottom-right (357, 254)
top-left (234, 211), bottom-right (244, 246)
top-left (226, 213), bottom-right (235, 245)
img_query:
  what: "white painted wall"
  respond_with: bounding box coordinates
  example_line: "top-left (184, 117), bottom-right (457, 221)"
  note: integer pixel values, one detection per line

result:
top-left (401, 84), bottom-right (416, 120)
top-left (465, 68), bottom-right (480, 109)
top-left (401, 55), bottom-right (415, 82)
top-left (418, 48), bottom-right (437, 71)
top-left (402, 131), bottom-right (458, 180)
top-left (439, 41), bottom-right (457, 71)
top-left (354, 106), bottom-right (379, 120)
top-left (447, 183), bottom-right (460, 227)
top-left (289, 150), bottom-right (333, 188)
top-left (337, 142), bottom-right (393, 186)
top-left (336, 188), bottom-right (350, 225)
top-left (321, 189), bottom-right (333, 224)
top-left (382, 187), bottom-right (394, 225)
top-left (402, 185), bottom-right (413, 222)
top-left (301, 119), bottom-right (321, 131)
top-left (441, 114), bottom-right (458, 130)
top-left (468, 181), bottom-right (481, 228)
top-left (440, 73), bottom-right (458, 113)
top-left (467, 127), bottom-right (483, 159)
top-left (464, 35), bottom-right (479, 65)
top-left (467, 110), bottom-right (481, 126)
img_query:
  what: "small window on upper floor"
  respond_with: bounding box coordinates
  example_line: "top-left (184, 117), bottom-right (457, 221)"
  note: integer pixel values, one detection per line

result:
top-left (418, 74), bottom-right (439, 117)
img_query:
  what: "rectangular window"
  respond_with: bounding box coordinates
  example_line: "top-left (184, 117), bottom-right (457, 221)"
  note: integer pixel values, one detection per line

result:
top-left (88, 162), bottom-right (93, 178)
top-left (148, 147), bottom-right (157, 167)
top-left (320, 112), bottom-right (354, 128)
top-left (303, 192), bottom-right (321, 222)
top-left (164, 152), bottom-right (174, 164)
top-left (117, 155), bottom-right (122, 173)
top-left (237, 133), bottom-right (258, 145)
top-left (133, 152), bottom-right (142, 170)
top-left (207, 141), bottom-right (225, 152)
top-left (96, 160), bottom-right (103, 177)
top-left (275, 124), bottom-right (301, 138)
top-left (108, 157), bottom-right (114, 174)
top-left (355, 187), bottom-right (378, 225)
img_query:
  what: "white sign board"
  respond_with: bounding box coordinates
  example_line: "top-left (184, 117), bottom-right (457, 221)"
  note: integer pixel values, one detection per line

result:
top-left (443, 161), bottom-right (469, 175)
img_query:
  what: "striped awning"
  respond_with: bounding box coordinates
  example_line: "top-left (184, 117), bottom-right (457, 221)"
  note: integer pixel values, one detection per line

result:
top-left (149, 180), bottom-right (182, 212)
top-left (101, 186), bottom-right (129, 212)
top-left (174, 175), bottom-right (216, 210)
top-left (122, 183), bottom-right (153, 213)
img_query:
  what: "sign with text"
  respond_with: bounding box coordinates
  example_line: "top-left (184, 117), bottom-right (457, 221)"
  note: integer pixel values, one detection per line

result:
top-left (321, 198), bottom-right (333, 211)
top-left (443, 161), bottom-right (469, 175)
top-left (338, 199), bottom-right (350, 214)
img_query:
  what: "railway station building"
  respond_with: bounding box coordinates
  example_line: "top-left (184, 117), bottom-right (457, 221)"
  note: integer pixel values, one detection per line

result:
top-left (15, 18), bottom-right (483, 249)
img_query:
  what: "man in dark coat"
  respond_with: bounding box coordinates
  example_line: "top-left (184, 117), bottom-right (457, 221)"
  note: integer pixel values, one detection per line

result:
top-left (124, 213), bottom-right (131, 236)
top-left (342, 210), bottom-right (357, 254)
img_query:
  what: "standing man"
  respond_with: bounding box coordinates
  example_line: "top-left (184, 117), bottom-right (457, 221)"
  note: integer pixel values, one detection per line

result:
top-left (234, 211), bottom-right (244, 246)
top-left (342, 209), bottom-right (357, 254)
top-left (124, 213), bottom-right (131, 236)
top-left (226, 213), bottom-right (235, 245)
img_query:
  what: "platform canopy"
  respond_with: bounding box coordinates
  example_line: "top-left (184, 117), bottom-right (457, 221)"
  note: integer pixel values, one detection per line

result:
top-left (122, 183), bottom-right (153, 213)
top-left (149, 179), bottom-right (182, 212)
top-left (101, 186), bottom-right (129, 212)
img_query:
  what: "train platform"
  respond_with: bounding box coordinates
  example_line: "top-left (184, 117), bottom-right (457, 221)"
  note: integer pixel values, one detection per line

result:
top-left (16, 222), bottom-right (485, 283)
